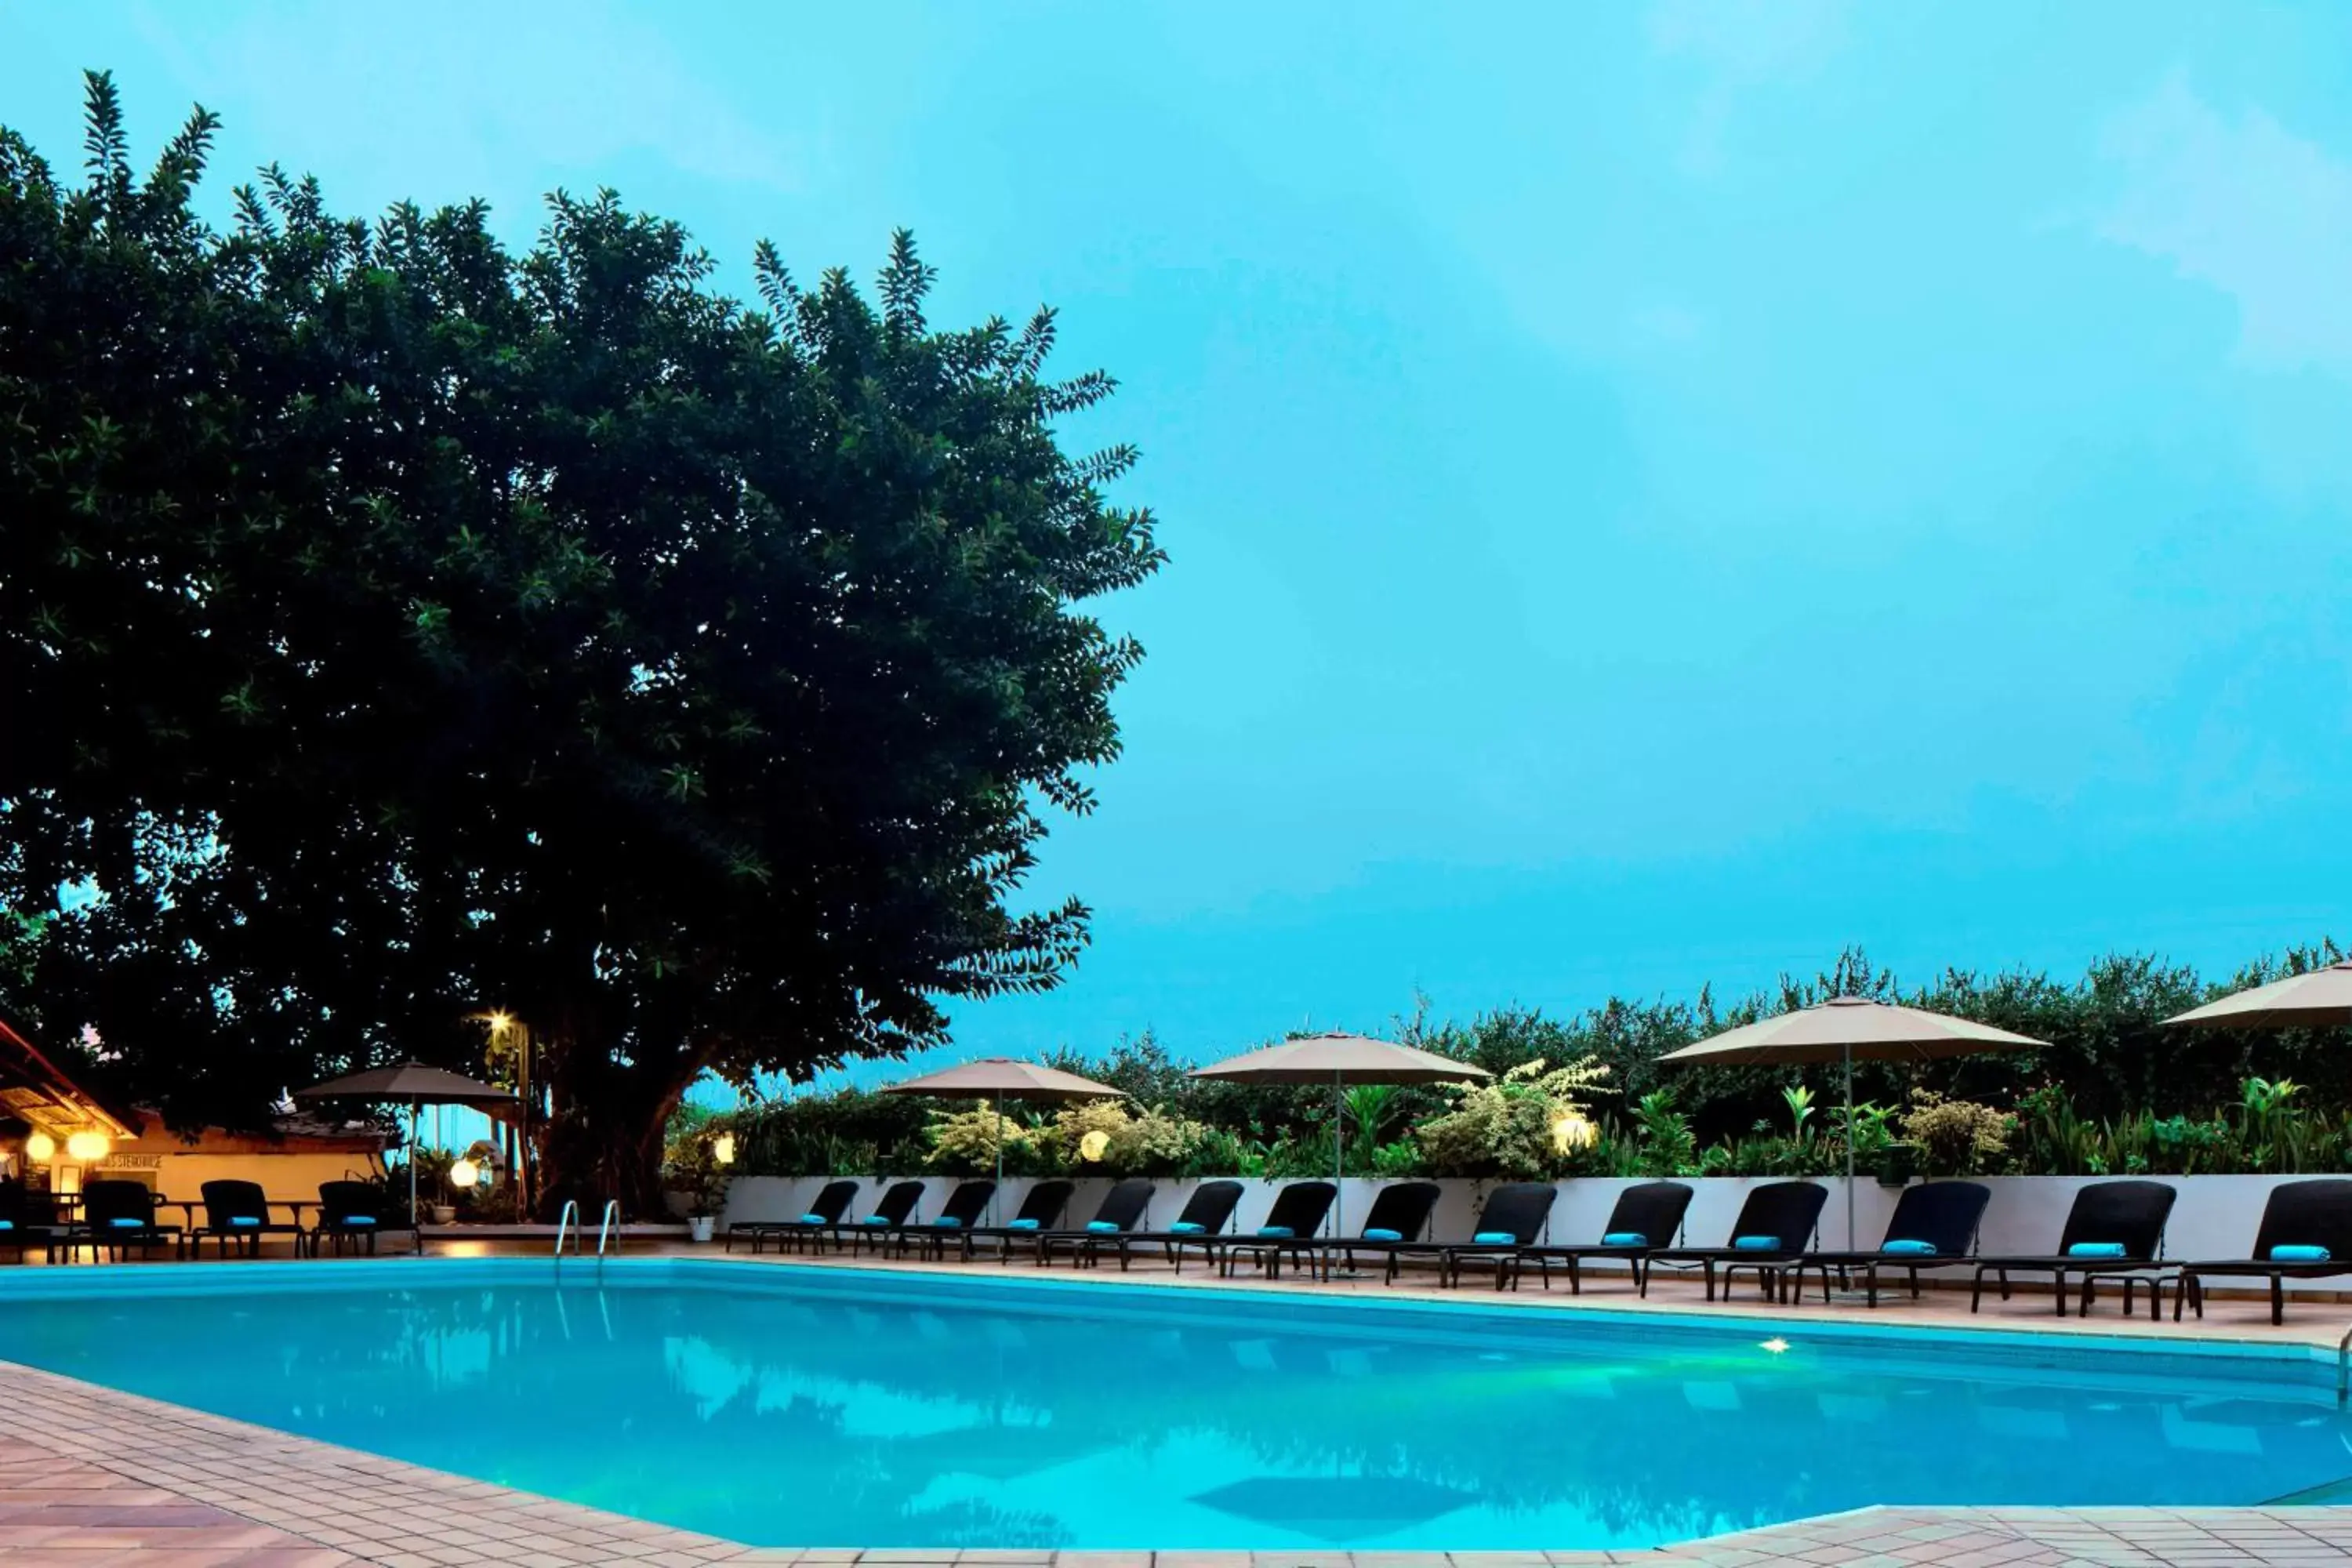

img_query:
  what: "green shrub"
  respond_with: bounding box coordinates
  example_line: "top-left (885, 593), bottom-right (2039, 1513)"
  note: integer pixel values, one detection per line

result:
top-left (1899, 1091), bottom-right (2013, 1175)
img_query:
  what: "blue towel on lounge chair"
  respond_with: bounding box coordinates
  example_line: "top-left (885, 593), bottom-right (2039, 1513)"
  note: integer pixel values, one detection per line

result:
top-left (931, 1217), bottom-right (963, 1227)
top-left (1883, 1239), bottom-right (1936, 1255)
top-left (1257, 1225), bottom-right (1294, 1238)
top-left (1472, 1231), bottom-right (1515, 1244)
top-left (1733, 1235), bottom-right (1780, 1250)
top-left (798, 1213), bottom-right (826, 1224)
top-left (107, 1218), bottom-right (146, 1229)
top-left (1008, 1218), bottom-right (1040, 1229)
top-left (1602, 1231), bottom-right (1646, 1247)
top-left (342, 1217), bottom-right (375, 1226)
top-left (2272, 1244), bottom-right (2331, 1262)
top-left (1169, 1222), bottom-right (1205, 1234)
top-left (1362, 1227), bottom-right (1402, 1241)
top-left (229, 1217), bottom-right (263, 1229)
top-left (1085, 1221), bottom-right (1120, 1232)
top-left (862, 1215), bottom-right (889, 1225)
top-left (2066, 1242), bottom-right (2125, 1258)
top-left (0, 1221), bottom-right (13, 1231)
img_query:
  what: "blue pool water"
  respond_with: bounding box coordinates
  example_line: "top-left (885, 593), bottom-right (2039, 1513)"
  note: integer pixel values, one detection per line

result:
top-left (0, 1260), bottom-right (2346, 1550)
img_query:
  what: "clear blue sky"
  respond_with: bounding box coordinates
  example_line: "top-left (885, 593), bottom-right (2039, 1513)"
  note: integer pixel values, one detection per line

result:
top-left (9, 2), bottom-right (2352, 1092)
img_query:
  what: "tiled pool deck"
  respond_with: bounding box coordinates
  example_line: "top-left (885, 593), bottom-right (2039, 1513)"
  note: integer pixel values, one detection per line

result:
top-left (7, 1243), bottom-right (2352, 1565)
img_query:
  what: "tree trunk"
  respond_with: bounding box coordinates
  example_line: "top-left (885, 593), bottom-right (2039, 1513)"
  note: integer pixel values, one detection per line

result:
top-left (532, 1041), bottom-right (699, 1221)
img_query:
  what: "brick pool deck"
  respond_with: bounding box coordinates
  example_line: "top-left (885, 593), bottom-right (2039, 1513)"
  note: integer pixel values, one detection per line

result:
top-left (6, 1243), bottom-right (2352, 1565)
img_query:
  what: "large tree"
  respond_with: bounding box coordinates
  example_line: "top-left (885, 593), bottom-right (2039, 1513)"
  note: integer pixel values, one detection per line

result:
top-left (0, 74), bottom-right (1162, 1208)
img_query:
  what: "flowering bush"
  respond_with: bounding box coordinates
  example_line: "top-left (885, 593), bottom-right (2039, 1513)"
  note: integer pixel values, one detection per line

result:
top-left (1047, 1098), bottom-right (1134, 1171)
top-left (1899, 1091), bottom-right (2013, 1175)
top-left (1415, 1057), bottom-right (1613, 1178)
top-left (925, 1102), bottom-right (1032, 1174)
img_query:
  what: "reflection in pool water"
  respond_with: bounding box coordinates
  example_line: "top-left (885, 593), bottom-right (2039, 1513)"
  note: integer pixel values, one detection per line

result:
top-left (0, 1265), bottom-right (2344, 1549)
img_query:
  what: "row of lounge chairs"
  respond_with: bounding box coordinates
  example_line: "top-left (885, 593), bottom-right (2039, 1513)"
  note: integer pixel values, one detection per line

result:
top-left (725, 1174), bottom-right (2352, 1321)
top-left (2, 1179), bottom-right (390, 1261)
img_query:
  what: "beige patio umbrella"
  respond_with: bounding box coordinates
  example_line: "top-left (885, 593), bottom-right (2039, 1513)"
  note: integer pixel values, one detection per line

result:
top-left (2163, 961), bottom-right (2352, 1029)
top-left (1190, 1033), bottom-right (1490, 1236)
top-left (294, 1062), bottom-right (519, 1251)
top-left (1657, 997), bottom-right (2048, 1248)
top-left (883, 1058), bottom-right (1127, 1225)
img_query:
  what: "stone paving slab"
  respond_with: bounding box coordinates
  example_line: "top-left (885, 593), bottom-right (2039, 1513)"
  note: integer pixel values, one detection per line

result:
top-left (2, 1268), bottom-right (2351, 1565)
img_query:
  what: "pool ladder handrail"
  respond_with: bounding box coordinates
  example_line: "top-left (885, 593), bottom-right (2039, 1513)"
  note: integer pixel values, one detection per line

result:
top-left (2337, 1320), bottom-right (2351, 1407)
top-left (554, 1199), bottom-right (623, 1269)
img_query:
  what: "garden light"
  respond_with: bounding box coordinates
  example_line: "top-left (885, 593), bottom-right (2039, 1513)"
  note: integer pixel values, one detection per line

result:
top-left (65, 1131), bottom-right (109, 1163)
top-left (1079, 1129), bottom-right (1111, 1163)
top-left (23, 1132), bottom-right (53, 1165)
top-left (448, 1157), bottom-right (480, 1189)
top-left (1549, 1112), bottom-right (1595, 1153)
top-left (712, 1132), bottom-right (736, 1167)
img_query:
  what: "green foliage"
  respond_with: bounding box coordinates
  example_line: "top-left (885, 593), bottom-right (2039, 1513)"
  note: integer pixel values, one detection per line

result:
top-left (924, 1102), bottom-right (1029, 1176)
top-left (1630, 1089), bottom-right (1699, 1176)
top-left (1898, 1092), bottom-right (2014, 1176)
top-left (1414, 1057), bottom-right (1614, 1178)
top-left (661, 1109), bottom-right (735, 1217)
top-left (0, 76), bottom-right (1162, 1210)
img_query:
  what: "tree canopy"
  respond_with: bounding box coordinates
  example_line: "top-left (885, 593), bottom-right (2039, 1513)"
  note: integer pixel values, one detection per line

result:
top-left (0, 74), bottom-right (1162, 1203)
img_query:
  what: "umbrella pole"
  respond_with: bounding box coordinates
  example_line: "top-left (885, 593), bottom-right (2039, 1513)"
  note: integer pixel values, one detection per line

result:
top-left (410, 1098), bottom-right (423, 1255)
top-left (1333, 1070), bottom-right (1345, 1238)
top-left (994, 1099), bottom-right (1007, 1229)
top-left (1843, 1044), bottom-right (1857, 1250)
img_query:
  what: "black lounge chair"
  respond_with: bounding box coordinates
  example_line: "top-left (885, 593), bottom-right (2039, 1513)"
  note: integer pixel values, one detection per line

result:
top-left (1647, 1181), bottom-right (1829, 1301)
top-left (877, 1179), bottom-right (996, 1257)
top-left (830, 1180), bottom-right (927, 1255)
top-left (1031, 1178), bottom-right (1158, 1265)
top-left (310, 1180), bottom-right (384, 1257)
top-left (62, 1178), bottom-right (181, 1261)
top-left (1969, 1178), bottom-right (2176, 1319)
top-left (950, 1178), bottom-right (1077, 1261)
top-left (1436, 1183), bottom-right (1561, 1289)
top-left (1786, 1180), bottom-right (1991, 1306)
top-left (191, 1180), bottom-right (307, 1258)
top-left (1254, 1181), bottom-right (1444, 1280)
top-left (2172, 1178), bottom-right (2352, 1325)
top-left (1199, 1181), bottom-right (1339, 1277)
top-left (728, 1178), bottom-right (858, 1254)
top-left (1078, 1180), bottom-right (1247, 1271)
top-left (1512, 1181), bottom-right (1696, 1294)
top-left (0, 1182), bottom-right (58, 1262)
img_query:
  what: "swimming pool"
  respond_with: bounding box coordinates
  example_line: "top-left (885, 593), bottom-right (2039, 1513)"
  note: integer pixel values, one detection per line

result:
top-left (0, 1259), bottom-right (2343, 1551)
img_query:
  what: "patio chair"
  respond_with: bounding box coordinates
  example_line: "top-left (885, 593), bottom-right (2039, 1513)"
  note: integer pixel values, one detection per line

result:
top-left (868, 1178), bottom-right (997, 1257)
top-left (1026, 1178), bottom-right (1158, 1265)
top-left (310, 1180), bottom-right (385, 1257)
top-left (191, 1180), bottom-right (307, 1258)
top-left (1646, 1181), bottom-right (1829, 1302)
top-left (1785, 1180), bottom-right (1991, 1306)
top-left (1076, 1180), bottom-right (1248, 1271)
top-left (1969, 1179), bottom-right (2176, 1319)
top-left (729, 1178), bottom-right (858, 1255)
top-left (71, 1178), bottom-right (182, 1261)
top-left (836, 1180), bottom-right (928, 1255)
top-left (948, 1179), bottom-right (1077, 1261)
top-left (1437, 1183), bottom-right (1561, 1289)
top-left (1327, 1181), bottom-right (1554, 1287)
top-left (1239, 1181), bottom-right (1442, 1280)
top-left (1511, 1180), bottom-right (1696, 1294)
top-left (1187, 1181), bottom-right (1338, 1276)
top-left (2171, 1178), bottom-right (2352, 1326)
top-left (0, 1181), bottom-right (58, 1263)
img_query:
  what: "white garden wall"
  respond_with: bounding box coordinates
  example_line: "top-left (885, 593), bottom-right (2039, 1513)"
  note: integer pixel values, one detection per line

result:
top-left (717, 1172), bottom-right (2352, 1294)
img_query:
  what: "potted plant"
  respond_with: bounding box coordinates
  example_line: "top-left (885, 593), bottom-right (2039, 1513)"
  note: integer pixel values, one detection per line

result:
top-left (665, 1123), bottom-right (734, 1242)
